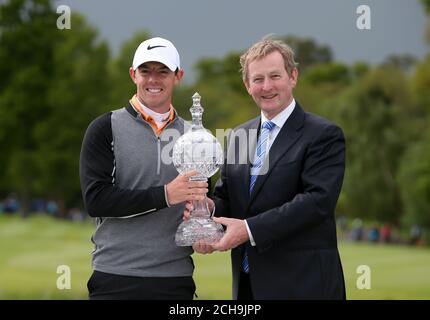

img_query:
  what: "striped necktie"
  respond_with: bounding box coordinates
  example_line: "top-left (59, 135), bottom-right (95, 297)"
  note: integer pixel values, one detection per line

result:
top-left (249, 120), bottom-right (276, 194)
top-left (243, 120), bottom-right (275, 274)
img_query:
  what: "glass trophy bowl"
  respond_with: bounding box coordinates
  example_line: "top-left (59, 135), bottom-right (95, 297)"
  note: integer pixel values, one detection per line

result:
top-left (173, 92), bottom-right (224, 246)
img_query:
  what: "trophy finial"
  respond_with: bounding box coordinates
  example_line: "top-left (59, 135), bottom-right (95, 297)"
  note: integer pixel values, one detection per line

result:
top-left (192, 92), bottom-right (201, 105)
top-left (190, 92), bottom-right (203, 128)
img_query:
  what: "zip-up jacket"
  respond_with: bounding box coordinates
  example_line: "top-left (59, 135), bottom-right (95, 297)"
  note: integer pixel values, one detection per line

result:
top-left (79, 102), bottom-right (193, 277)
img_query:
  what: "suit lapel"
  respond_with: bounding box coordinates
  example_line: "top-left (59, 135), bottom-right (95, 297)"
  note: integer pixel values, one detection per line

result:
top-left (247, 104), bottom-right (305, 207)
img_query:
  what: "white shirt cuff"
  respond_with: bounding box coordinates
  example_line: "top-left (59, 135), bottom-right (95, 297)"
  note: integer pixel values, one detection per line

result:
top-left (164, 185), bottom-right (171, 208)
top-left (245, 219), bottom-right (256, 246)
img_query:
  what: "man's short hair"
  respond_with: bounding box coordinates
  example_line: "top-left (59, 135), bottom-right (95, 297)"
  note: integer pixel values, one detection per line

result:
top-left (240, 37), bottom-right (298, 84)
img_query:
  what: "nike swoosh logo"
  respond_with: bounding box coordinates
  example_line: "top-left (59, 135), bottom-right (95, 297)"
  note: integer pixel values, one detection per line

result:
top-left (147, 45), bottom-right (166, 50)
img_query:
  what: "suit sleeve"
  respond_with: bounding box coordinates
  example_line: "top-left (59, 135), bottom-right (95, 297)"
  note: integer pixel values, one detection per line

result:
top-left (212, 166), bottom-right (231, 218)
top-left (79, 113), bottom-right (168, 218)
top-left (247, 124), bottom-right (346, 252)
top-left (212, 131), bottom-right (233, 218)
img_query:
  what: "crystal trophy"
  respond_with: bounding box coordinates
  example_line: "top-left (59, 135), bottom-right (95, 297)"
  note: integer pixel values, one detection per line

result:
top-left (173, 92), bottom-right (224, 246)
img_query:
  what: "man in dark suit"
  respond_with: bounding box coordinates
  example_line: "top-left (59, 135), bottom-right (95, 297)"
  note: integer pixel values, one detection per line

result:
top-left (191, 38), bottom-right (346, 300)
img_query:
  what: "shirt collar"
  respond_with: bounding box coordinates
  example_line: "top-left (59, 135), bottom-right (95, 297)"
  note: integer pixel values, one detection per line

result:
top-left (130, 94), bottom-right (175, 123)
top-left (129, 95), bottom-right (176, 136)
top-left (260, 98), bottom-right (296, 130)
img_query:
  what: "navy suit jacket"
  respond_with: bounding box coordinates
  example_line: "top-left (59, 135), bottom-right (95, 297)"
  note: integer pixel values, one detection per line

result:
top-left (213, 102), bottom-right (346, 299)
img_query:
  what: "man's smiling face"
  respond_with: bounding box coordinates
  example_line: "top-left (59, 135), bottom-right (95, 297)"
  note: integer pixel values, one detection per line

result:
top-left (245, 50), bottom-right (298, 119)
top-left (130, 61), bottom-right (183, 112)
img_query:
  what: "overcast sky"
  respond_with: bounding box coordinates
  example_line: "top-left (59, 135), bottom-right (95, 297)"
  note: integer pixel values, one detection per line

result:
top-left (59, 0), bottom-right (428, 82)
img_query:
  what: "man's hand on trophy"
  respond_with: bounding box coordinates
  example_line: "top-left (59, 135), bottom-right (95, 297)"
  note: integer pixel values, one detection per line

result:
top-left (192, 241), bottom-right (216, 254)
top-left (165, 171), bottom-right (208, 205)
top-left (211, 217), bottom-right (249, 251)
top-left (183, 198), bottom-right (215, 221)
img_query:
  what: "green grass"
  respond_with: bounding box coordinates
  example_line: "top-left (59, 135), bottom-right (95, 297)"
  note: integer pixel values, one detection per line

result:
top-left (0, 214), bottom-right (429, 299)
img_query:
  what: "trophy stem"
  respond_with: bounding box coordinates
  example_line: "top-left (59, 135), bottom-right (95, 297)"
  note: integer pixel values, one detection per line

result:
top-left (175, 176), bottom-right (224, 246)
top-left (191, 198), bottom-right (210, 218)
top-left (189, 176), bottom-right (210, 219)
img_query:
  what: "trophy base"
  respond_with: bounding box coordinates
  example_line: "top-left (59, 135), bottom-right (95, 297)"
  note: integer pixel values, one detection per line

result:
top-left (175, 217), bottom-right (224, 246)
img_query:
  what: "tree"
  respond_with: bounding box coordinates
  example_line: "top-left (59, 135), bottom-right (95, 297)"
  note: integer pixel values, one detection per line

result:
top-left (301, 63), bottom-right (350, 85)
top-left (0, 0), bottom-right (59, 215)
top-left (410, 55), bottom-right (430, 117)
top-left (0, 0), bottom-right (111, 216)
top-left (382, 54), bottom-right (417, 73)
top-left (328, 66), bottom-right (411, 224)
top-left (34, 13), bottom-right (110, 216)
top-left (398, 128), bottom-right (430, 228)
top-left (422, 0), bottom-right (430, 12)
top-left (422, 0), bottom-right (430, 43)
top-left (396, 53), bottom-right (430, 228)
top-left (294, 62), bottom-right (351, 117)
top-left (281, 35), bottom-right (332, 72)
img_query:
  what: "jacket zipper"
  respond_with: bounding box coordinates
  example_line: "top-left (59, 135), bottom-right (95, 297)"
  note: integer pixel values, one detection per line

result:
top-left (140, 116), bottom-right (178, 175)
top-left (157, 137), bottom-right (161, 175)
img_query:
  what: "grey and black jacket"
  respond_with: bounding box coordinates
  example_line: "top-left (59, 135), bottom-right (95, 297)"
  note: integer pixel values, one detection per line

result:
top-left (79, 103), bottom-right (194, 277)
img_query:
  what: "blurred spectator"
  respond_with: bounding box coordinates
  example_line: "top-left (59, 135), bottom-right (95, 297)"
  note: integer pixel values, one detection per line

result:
top-left (69, 208), bottom-right (85, 222)
top-left (367, 226), bottom-right (380, 243)
top-left (31, 199), bottom-right (46, 213)
top-left (409, 225), bottom-right (423, 246)
top-left (46, 201), bottom-right (59, 215)
top-left (380, 223), bottom-right (392, 243)
top-left (336, 214), bottom-right (347, 232)
top-left (3, 193), bottom-right (19, 213)
top-left (349, 218), bottom-right (364, 242)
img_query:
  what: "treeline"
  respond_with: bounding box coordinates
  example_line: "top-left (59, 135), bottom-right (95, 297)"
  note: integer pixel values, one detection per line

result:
top-left (1, 0), bottom-right (429, 229)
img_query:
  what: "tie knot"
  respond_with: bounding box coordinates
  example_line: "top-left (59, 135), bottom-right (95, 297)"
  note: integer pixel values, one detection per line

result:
top-left (262, 120), bottom-right (275, 131)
